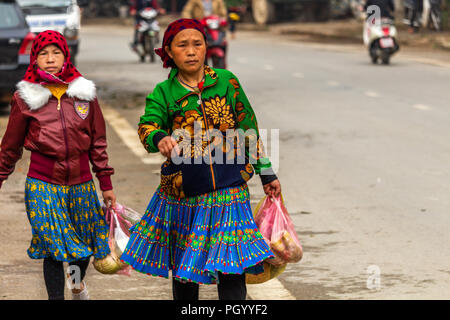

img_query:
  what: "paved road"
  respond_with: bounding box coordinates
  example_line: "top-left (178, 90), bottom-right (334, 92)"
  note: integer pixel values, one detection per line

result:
top-left (1, 23), bottom-right (450, 300)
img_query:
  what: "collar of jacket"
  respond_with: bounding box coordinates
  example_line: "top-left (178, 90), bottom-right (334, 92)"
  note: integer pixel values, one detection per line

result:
top-left (16, 77), bottom-right (96, 111)
top-left (168, 65), bottom-right (218, 103)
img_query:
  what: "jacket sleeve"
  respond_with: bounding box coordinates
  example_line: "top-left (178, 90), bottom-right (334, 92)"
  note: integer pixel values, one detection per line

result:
top-left (138, 85), bottom-right (170, 153)
top-left (229, 73), bottom-right (278, 185)
top-left (0, 96), bottom-right (28, 188)
top-left (89, 98), bottom-right (114, 191)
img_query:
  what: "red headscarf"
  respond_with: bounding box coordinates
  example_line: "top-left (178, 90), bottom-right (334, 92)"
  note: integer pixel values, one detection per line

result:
top-left (23, 30), bottom-right (82, 85)
top-left (155, 19), bottom-right (207, 69)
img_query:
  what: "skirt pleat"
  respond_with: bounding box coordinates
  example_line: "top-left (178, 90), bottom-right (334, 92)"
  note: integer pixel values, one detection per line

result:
top-left (121, 183), bottom-right (273, 284)
top-left (24, 177), bottom-right (110, 262)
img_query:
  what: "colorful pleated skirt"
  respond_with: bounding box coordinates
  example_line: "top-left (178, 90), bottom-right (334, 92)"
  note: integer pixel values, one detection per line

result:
top-left (120, 183), bottom-right (274, 284)
top-left (24, 177), bottom-right (110, 262)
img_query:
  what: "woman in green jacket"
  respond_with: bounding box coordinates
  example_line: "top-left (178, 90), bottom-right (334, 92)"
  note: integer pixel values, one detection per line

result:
top-left (121, 18), bottom-right (281, 300)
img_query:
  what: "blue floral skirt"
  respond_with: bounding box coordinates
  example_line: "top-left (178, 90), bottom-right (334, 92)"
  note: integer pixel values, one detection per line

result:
top-left (120, 183), bottom-right (273, 284)
top-left (24, 177), bottom-right (110, 262)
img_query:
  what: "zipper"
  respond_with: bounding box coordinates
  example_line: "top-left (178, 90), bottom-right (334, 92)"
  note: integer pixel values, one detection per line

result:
top-left (58, 100), bottom-right (70, 185)
top-left (198, 93), bottom-right (217, 191)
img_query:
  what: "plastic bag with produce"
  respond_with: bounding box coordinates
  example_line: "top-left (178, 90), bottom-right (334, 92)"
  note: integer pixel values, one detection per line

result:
top-left (254, 195), bottom-right (303, 265)
top-left (93, 203), bottom-right (143, 275)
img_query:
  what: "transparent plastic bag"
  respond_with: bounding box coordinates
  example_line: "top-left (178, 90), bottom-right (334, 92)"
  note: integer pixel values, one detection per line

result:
top-left (254, 194), bottom-right (303, 266)
top-left (254, 196), bottom-right (285, 267)
top-left (93, 203), bottom-right (142, 276)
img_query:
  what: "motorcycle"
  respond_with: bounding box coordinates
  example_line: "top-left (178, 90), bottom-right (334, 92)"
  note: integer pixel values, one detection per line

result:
top-left (363, 17), bottom-right (399, 65)
top-left (134, 7), bottom-right (160, 63)
top-left (201, 15), bottom-right (228, 69)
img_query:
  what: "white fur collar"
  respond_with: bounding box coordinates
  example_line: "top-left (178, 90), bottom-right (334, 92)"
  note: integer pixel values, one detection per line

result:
top-left (17, 77), bottom-right (96, 110)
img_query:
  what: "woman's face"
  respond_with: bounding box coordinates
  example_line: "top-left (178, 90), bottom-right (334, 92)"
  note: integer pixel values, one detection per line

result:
top-left (36, 44), bottom-right (65, 74)
top-left (166, 29), bottom-right (206, 74)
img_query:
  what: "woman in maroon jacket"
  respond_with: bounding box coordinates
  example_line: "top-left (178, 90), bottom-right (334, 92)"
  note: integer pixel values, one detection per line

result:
top-left (0, 30), bottom-right (116, 300)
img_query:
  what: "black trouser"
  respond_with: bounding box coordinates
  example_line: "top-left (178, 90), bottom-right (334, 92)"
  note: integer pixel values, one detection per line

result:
top-left (172, 272), bottom-right (247, 300)
top-left (43, 257), bottom-right (90, 300)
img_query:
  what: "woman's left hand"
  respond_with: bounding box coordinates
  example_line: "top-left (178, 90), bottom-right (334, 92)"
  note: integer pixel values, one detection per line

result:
top-left (102, 190), bottom-right (117, 209)
top-left (263, 179), bottom-right (281, 198)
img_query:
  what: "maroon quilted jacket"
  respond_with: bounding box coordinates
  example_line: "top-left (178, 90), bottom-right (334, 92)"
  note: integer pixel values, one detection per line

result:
top-left (0, 77), bottom-right (114, 191)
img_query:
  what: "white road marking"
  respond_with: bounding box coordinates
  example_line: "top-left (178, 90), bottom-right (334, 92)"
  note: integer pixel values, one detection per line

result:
top-left (247, 278), bottom-right (296, 300)
top-left (292, 72), bottom-right (304, 78)
top-left (413, 104), bottom-right (432, 111)
top-left (101, 102), bottom-right (165, 165)
top-left (365, 91), bottom-right (380, 98)
top-left (327, 80), bottom-right (340, 87)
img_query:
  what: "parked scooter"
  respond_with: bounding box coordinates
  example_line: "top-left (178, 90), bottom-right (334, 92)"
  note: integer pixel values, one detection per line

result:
top-left (134, 7), bottom-right (160, 63)
top-left (201, 15), bottom-right (228, 69)
top-left (363, 16), bottom-right (399, 65)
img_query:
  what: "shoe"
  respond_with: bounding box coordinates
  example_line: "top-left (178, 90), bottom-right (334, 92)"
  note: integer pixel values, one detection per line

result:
top-left (72, 281), bottom-right (90, 300)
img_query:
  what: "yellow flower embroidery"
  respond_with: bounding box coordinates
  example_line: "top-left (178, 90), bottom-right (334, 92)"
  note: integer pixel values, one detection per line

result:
top-left (176, 109), bottom-right (213, 159)
top-left (160, 171), bottom-right (185, 198)
top-left (203, 95), bottom-right (235, 130)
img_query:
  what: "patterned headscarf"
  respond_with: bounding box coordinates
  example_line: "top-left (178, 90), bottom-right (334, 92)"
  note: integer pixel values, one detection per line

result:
top-left (155, 19), bottom-right (207, 69)
top-left (23, 30), bottom-right (82, 85)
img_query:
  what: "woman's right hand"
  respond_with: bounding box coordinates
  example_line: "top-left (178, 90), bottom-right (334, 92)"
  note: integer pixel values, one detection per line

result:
top-left (157, 136), bottom-right (180, 159)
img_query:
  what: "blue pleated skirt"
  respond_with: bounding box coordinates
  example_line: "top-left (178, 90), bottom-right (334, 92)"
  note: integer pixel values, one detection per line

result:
top-left (120, 183), bottom-right (274, 284)
top-left (24, 177), bottom-right (110, 262)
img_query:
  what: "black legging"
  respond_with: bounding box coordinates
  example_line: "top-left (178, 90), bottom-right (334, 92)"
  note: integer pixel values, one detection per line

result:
top-left (43, 257), bottom-right (90, 300)
top-left (172, 272), bottom-right (247, 300)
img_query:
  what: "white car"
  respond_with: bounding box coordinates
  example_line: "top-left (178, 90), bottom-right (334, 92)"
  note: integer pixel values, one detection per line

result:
top-left (17, 0), bottom-right (81, 64)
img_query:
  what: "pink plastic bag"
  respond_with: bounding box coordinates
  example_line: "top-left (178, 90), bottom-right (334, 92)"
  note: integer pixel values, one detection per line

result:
top-left (102, 203), bottom-right (142, 276)
top-left (254, 194), bottom-right (303, 265)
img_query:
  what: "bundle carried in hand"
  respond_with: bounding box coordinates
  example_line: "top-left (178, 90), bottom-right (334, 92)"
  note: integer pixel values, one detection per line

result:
top-left (246, 194), bottom-right (303, 284)
top-left (93, 203), bottom-right (143, 275)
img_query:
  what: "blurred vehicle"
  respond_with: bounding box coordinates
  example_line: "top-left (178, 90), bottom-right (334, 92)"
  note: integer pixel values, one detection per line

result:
top-left (201, 15), bottom-right (228, 69)
top-left (134, 7), bottom-right (160, 63)
top-left (0, 0), bottom-right (35, 100)
top-left (80, 0), bottom-right (126, 18)
top-left (363, 16), bottom-right (399, 64)
top-left (17, 0), bottom-right (81, 65)
top-left (246, 0), bottom-right (332, 25)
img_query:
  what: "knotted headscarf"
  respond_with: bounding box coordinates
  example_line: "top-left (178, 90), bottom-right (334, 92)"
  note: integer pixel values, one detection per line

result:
top-left (23, 30), bottom-right (82, 85)
top-left (155, 19), bottom-right (207, 69)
